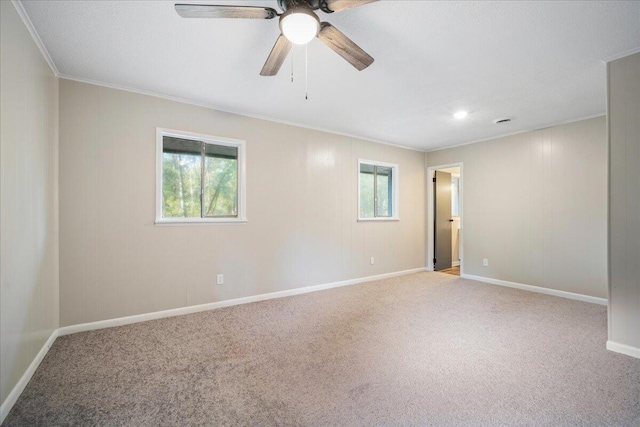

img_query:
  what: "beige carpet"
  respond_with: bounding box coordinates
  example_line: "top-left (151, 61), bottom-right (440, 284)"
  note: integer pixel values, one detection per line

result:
top-left (4, 272), bottom-right (640, 426)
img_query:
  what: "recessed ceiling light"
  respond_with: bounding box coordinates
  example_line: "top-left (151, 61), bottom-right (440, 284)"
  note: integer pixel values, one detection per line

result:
top-left (453, 111), bottom-right (468, 120)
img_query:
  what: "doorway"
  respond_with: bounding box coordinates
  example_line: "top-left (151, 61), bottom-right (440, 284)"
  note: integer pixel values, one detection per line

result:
top-left (427, 163), bottom-right (463, 275)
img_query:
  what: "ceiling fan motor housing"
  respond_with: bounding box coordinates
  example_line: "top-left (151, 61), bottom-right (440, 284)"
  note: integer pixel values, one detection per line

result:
top-left (277, 0), bottom-right (334, 13)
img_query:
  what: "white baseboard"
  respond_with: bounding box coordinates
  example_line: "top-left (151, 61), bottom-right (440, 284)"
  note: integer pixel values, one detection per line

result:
top-left (451, 261), bottom-right (460, 267)
top-left (0, 268), bottom-right (614, 421)
top-left (460, 273), bottom-right (608, 306)
top-left (0, 329), bottom-right (58, 425)
top-left (606, 341), bottom-right (640, 359)
top-left (2, 268), bottom-right (425, 419)
top-left (58, 267), bottom-right (426, 336)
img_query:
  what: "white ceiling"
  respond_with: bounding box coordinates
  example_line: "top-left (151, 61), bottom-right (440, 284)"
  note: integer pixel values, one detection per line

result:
top-left (19, 0), bottom-right (640, 151)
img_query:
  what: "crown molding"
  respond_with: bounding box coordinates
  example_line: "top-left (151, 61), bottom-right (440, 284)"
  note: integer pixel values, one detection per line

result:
top-left (11, 0), bottom-right (59, 76)
top-left (601, 46), bottom-right (640, 63)
top-left (58, 73), bottom-right (426, 153)
top-left (425, 112), bottom-right (606, 153)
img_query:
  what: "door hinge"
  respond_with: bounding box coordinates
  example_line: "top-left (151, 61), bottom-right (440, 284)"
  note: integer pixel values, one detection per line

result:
top-left (433, 258), bottom-right (436, 265)
top-left (432, 177), bottom-right (436, 182)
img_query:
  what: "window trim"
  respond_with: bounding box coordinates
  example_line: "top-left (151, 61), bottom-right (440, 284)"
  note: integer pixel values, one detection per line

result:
top-left (357, 159), bottom-right (400, 222)
top-left (155, 128), bottom-right (247, 225)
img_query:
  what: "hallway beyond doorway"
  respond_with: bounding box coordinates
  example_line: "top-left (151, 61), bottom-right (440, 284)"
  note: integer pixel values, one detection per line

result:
top-left (440, 266), bottom-right (460, 276)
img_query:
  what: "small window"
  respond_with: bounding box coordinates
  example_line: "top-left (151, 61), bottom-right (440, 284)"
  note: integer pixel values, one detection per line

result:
top-left (358, 160), bottom-right (399, 221)
top-left (156, 129), bottom-right (246, 224)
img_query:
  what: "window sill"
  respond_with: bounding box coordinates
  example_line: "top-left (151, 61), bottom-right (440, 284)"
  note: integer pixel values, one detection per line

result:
top-left (155, 218), bottom-right (247, 226)
top-left (357, 217), bottom-right (400, 222)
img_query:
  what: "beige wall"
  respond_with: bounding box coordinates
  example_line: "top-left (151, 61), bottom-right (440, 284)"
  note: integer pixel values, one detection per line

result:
top-left (58, 79), bottom-right (426, 327)
top-left (608, 52), bottom-right (640, 351)
top-left (427, 116), bottom-right (608, 298)
top-left (0, 1), bottom-right (59, 408)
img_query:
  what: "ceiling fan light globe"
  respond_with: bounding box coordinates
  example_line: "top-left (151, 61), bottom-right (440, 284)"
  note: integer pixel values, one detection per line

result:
top-left (280, 9), bottom-right (320, 45)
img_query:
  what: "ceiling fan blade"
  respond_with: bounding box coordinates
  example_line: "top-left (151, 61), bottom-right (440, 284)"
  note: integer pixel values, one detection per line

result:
top-left (175, 4), bottom-right (278, 19)
top-left (323, 0), bottom-right (378, 13)
top-left (260, 35), bottom-right (292, 76)
top-left (317, 23), bottom-right (374, 71)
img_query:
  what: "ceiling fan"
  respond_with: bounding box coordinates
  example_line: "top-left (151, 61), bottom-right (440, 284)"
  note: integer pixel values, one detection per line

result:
top-left (175, 0), bottom-right (377, 76)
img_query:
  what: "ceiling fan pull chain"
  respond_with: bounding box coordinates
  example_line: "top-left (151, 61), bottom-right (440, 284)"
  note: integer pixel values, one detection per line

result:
top-left (305, 43), bottom-right (309, 100)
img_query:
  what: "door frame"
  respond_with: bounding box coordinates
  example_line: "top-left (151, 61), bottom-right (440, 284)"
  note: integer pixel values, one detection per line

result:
top-left (426, 162), bottom-right (464, 273)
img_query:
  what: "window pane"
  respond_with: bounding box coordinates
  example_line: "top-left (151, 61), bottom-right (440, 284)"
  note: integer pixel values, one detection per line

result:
top-left (204, 144), bottom-right (238, 217)
top-left (376, 166), bottom-right (392, 217)
top-left (359, 163), bottom-right (375, 218)
top-left (162, 137), bottom-right (202, 218)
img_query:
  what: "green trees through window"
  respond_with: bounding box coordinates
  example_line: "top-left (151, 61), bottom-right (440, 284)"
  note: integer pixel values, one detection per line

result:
top-left (359, 164), bottom-right (375, 218)
top-left (162, 136), bottom-right (238, 218)
top-left (359, 162), bottom-right (395, 219)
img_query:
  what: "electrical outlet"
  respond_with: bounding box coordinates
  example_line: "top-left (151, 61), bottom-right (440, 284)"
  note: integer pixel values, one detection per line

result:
top-left (483, 259), bottom-right (489, 267)
top-left (216, 274), bottom-right (224, 285)
top-left (370, 257), bottom-right (375, 265)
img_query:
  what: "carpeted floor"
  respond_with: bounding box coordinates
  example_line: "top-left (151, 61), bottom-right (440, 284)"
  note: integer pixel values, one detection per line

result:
top-left (4, 272), bottom-right (640, 426)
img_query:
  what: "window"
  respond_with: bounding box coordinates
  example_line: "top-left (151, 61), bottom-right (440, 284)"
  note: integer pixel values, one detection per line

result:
top-left (451, 175), bottom-right (460, 217)
top-left (156, 129), bottom-right (246, 224)
top-left (358, 159), bottom-right (399, 221)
